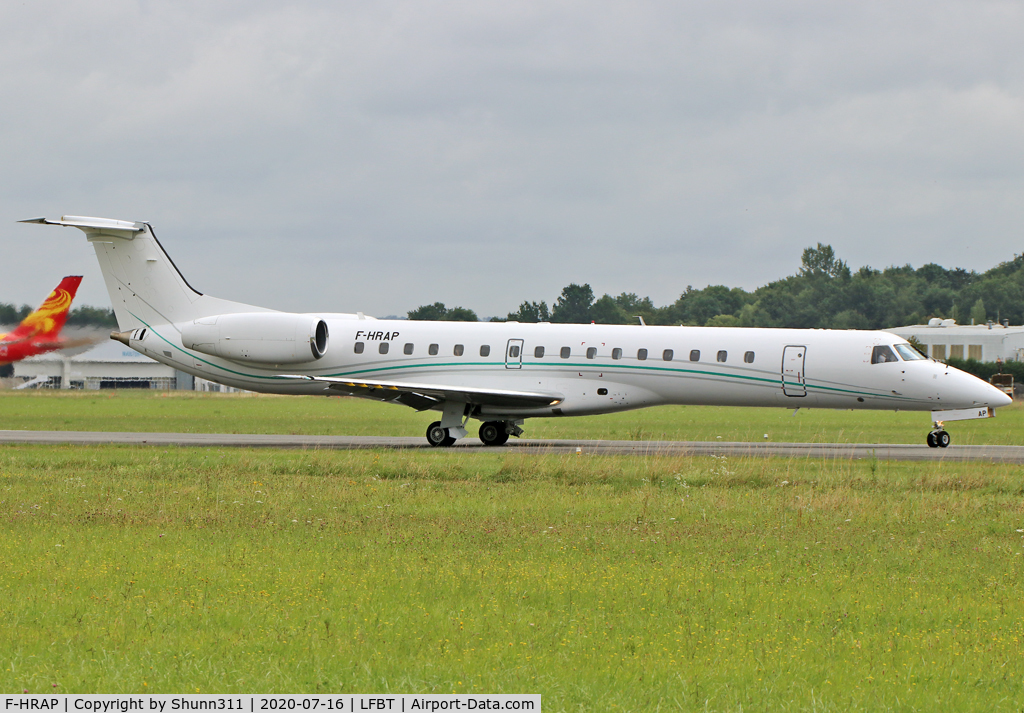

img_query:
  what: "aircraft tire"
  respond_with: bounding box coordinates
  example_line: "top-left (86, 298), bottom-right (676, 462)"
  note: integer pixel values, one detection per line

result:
top-left (926, 431), bottom-right (938, 448)
top-left (479, 421), bottom-right (510, 447)
top-left (426, 421), bottom-right (454, 447)
top-left (937, 430), bottom-right (951, 448)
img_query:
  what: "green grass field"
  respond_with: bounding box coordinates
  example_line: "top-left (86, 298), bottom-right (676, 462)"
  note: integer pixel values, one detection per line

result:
top-left (2, 392), bottom-right (1024, 709)
top-left (2, 389), bottom-right (1023, 445)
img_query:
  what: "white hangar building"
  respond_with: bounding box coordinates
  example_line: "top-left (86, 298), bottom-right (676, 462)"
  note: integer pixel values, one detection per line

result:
top-left (14, 339), bottom-right (194, 390)
top-left (886, 320), bottom-right (1024, 363)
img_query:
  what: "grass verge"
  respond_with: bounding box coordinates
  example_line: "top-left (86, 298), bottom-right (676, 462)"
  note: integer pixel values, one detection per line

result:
top-left (2, 445), bottom-right (1023, 709)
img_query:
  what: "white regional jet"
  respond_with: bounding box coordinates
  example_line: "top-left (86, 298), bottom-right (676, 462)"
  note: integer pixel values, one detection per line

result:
top-left (23, 216), bottom-right (1012, 448)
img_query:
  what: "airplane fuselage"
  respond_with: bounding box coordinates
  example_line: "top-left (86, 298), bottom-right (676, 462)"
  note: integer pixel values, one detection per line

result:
top-left (0, 335), bottom-right (66, 365)
top-left (125, 317), bottom-right (998, 419)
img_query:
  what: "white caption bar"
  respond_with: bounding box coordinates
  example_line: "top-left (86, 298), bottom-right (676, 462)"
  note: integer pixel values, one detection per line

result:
top-left (0, 696), bottom-right (540, 713)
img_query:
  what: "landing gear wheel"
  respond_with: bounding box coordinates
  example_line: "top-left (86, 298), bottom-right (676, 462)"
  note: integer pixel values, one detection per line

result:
top-left (426, 421), bottom-right (456, 447)
top-left (926, 430), bottom-right (951, 448)
top-left (479, 421), bottom-right (510, 447)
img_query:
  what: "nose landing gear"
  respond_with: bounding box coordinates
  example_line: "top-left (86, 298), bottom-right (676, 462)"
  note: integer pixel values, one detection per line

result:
top-left (927, 422), bottom-right (950, 448)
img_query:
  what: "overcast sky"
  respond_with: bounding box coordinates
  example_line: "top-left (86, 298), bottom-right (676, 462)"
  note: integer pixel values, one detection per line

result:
top-left (3, 1), bottom-right (1023, 319)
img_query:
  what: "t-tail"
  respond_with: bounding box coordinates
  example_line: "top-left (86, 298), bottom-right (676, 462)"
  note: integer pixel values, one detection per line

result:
top-left (2, 275), bottom-right (82, 342)
top-left (19, 216), bottom-right (268, 335)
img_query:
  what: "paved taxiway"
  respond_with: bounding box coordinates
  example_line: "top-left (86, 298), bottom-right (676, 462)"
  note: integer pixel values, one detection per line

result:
top-left (2, 430), bottom-right (1023, 462)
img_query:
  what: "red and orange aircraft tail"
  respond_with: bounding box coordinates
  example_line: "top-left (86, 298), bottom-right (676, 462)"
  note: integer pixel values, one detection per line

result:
top-left (1, 276), bottom-right (83, 342)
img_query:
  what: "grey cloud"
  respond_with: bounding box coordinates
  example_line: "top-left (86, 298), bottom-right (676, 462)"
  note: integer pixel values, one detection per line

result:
top-left (2, 1), bottom-right (1024, 317)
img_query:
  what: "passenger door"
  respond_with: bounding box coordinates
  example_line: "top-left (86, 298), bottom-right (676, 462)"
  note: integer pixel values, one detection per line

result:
top-left (781, 345), bottom-right (807, 397)
top-left (505, 339), bottom-right (524, 369)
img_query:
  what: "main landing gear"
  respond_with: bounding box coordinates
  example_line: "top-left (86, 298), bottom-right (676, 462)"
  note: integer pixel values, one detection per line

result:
top-left (425, 420), bottom-right (523, 447)
top-left (926, 423), bottom-right (951, 448)
top-left (426, 421), bottom-right (457, 447)
top-left (478, 421), bottom-right (510, 447)
top-left (478, 420), bottom-right (523, 446)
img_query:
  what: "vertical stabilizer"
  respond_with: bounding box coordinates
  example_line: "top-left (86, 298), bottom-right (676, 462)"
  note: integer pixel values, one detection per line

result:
top-left (21, 216), bottom-right (266, 332)
top-left (4, 275), bottom-right (83, 341)
top-left (89, 220), bottom-right (203, 331)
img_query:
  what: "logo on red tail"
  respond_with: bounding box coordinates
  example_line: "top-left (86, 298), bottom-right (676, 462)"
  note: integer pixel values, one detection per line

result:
top-left (6, 276), bottom-right (83, 341)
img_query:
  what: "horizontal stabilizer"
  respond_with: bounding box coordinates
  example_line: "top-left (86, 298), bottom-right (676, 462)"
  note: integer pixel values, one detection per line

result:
top-left (20, 215), bottom-right (142, 239)
top-left (20, 215), bottom-right (141, 231)
top-left (278, 374), bottom-right (564, 410)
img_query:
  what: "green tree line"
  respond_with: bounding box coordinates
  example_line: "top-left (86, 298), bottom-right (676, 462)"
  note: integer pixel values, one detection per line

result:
top-left (410, 244), bottom-right (1024, 329)
top-left (8, 243), bottom-right (1021, 332)
top-left (0, 303), bottom-right (117, 328)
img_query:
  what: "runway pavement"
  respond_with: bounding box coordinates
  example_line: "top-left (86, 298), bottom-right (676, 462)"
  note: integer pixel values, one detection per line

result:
top-left (2, 429), bottom-right (1023, 462)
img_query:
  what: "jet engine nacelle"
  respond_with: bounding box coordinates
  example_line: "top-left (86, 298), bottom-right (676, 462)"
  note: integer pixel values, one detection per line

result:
top-left (181, 312), bottom-right (328, 364)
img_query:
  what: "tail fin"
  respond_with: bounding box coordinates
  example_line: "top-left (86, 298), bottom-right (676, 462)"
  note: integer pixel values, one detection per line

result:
top-left (4, 276), bottom-right (82, 341)
top-left (20, 216), bottom-right (264, 332)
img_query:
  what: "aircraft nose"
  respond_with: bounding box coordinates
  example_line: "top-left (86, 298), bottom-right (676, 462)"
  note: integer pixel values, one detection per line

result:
top-left (966, 372), bottom-right (1012, 408)
top-left (990, 384), bottom-right (1013, 408)
top-left (941, 366), bottom-right (1013, 408)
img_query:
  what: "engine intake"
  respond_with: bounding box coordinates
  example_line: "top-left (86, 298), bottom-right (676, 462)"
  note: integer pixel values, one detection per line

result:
top-left (181, 312), bottom-right (328, 364)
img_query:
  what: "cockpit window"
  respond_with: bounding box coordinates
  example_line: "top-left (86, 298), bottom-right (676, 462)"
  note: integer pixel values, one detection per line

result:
top-left (871, 345), bottom-right (899, 364)
top-left (894, 343), bottom-right (926, 361)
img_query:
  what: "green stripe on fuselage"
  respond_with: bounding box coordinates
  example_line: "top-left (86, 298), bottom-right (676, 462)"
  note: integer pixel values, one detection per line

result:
top-left (131, 315), bottom-right (910, 403)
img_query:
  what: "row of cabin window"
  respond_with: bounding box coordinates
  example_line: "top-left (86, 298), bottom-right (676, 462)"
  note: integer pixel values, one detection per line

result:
top-left (353, 341), bottom-right (755, 363)
top-left (353, 342), bottom-right (466, 356)
top-left (556, 347), bottom-right (755, 364)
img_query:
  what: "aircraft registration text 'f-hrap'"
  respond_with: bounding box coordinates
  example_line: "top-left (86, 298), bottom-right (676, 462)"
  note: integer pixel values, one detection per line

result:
top-left (22, 215), bottom-right (1011, 447)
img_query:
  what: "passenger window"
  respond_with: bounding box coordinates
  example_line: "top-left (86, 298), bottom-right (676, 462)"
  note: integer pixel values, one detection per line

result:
top-left (586, 347), bottom-right (597, 359)
top-left (744, 351), bottom-right (754, 363)
top-left (663, 349), bottom-right (673, 361)
top-left (480, 345), bottom-right (490, 357)
top-left (354, 342), bottom-right (364, 354)
top-left (612, 348), bottom-right (622, 360)
top-left (534, 346), bottom-right (545, 358)
top-left (689, 350), bottom-right (699, 362)
top-left (597, 388), bottom-right (608, 396)
top-left (404, 343), bottom-right (414, 355)
top-left (428, 344), bottom-right (439, 356)
top-left (379, 342), bottom-right (389, 355)
top-left (454, 344), bottom-right (464, 356)
top-left (871, 345), bottom-right (898, 364)
top-left (638, 349), bottom-right (648, 361)
top-left (717, 350), bottom-right (727, 362)
top-left (560, 347), bottom-right (571, 359)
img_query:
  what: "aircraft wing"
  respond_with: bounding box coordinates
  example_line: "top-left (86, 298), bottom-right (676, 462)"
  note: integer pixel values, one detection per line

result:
top-left (278, 374), bottom-right (564, 411)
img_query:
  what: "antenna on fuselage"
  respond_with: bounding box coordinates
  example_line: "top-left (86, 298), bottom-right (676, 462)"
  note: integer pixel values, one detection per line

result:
top-left (635, 316), bottom-right (646, 326)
